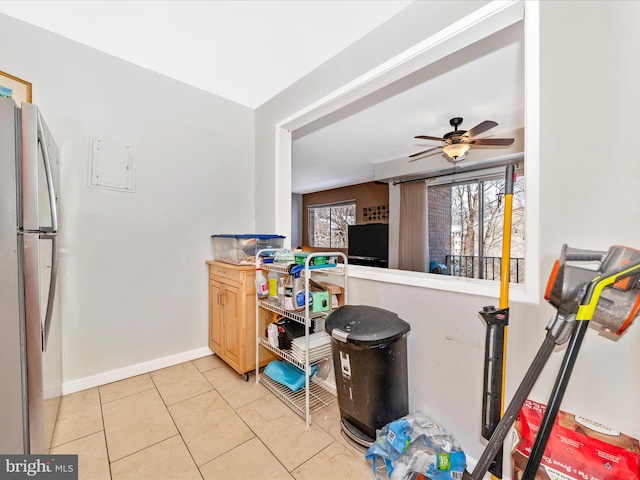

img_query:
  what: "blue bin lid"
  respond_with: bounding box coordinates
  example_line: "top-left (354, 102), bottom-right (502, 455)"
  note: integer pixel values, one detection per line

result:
top-left (325, 305), bottom-right (410, 346)
top-left (212, 234), bottom-right (285, 239)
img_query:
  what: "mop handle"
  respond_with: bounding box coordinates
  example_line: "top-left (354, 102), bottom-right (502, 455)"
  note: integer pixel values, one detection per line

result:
top-left (477, 165), bottom-right (517, 480)
top-left (498, 164), bottom-right (515, 413)
top-left (492, 164), bottom-right (515, 480)
top-left (499, 164), bottom-right (515, 310)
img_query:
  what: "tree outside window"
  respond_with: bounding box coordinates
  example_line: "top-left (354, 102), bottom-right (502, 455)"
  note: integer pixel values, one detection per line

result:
top-left (429, 174), bottom-right (525, 283)
top-left (308, 202), bottom-right (356, 248)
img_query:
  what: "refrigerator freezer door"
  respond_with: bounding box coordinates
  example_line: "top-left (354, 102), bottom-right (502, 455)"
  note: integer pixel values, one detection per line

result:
top-left (20, 102), bottom-right (59, 233)
top-left (38, 111), bottom-right (59, 233)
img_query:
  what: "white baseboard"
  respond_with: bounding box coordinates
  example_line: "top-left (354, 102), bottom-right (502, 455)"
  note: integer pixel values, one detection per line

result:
top-left (61, 346), bottom-right (213, 395)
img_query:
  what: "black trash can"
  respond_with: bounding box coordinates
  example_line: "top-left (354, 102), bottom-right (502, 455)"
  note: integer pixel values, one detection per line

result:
top-left (325, 305), bottom-right (410, 447)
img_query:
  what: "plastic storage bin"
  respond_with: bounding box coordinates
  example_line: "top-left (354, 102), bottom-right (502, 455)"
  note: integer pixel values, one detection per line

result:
top-left (325, 305), bottom-right (410, 446)
top-left (212, 234), bottom-right (285, 265)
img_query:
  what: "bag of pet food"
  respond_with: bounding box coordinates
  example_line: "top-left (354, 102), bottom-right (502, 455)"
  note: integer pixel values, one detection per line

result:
top-left (512, 399), bottom-right (640, 480)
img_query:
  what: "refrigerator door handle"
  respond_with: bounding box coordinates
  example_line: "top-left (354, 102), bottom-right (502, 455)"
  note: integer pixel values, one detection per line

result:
top-left (37, 112), bottom-right (58, 233)
top-left (40, 233), bottom-right (58, 352)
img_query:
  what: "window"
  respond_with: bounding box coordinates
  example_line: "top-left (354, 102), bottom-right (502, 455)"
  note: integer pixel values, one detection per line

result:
top-left (307, 201), bottom-right (356, 248)
top-left (428, 173), bottom-right (525, 283)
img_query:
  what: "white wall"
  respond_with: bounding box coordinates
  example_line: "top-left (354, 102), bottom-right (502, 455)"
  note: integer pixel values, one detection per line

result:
top-left (256, 0), bottom-right (640, 470)
top-left (529, 0), bottom-right (640, 434)
top-left (0, 14), bottom-right (255, 387)
top-left (291, 193), bottom-right (303, 248)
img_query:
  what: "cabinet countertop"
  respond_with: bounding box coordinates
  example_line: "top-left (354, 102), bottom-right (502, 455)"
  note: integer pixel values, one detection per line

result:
top-left (206, 260), bottom-right (255, 269)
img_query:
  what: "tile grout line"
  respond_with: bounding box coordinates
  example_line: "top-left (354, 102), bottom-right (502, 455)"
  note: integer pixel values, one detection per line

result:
top-left (147, 362), bottom-right (205, 479)
top-left (198, 365), bottom-right (296, 478)
top-left (196, 362), bottom-right (275, 474)
top-left (100, 373), bottom-right (194, 475)
top-left (288, 440), bottom-right (342, 475)
top-left (165, 359), bottom-right (256, 478)
top-left (236, 381), bottom-right (339, 476)
top-left (97, 385), bottom-right (114, 480)
top-left (47, 398), bottom-right (63, 454)
top-left (108, 434), bottom-right (184, 468)
top-left (100, 385), bottom-right (156, 406)
top-left (165, 364), bottom-right (208, 480)
top-left (49, 428), bottom-right (104, 452)
top-left (150, 360), bottom-right (218, 408)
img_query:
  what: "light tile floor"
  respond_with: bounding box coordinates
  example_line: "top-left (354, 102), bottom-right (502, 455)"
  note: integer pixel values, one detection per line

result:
top-left (50, 354), bottom-right (372, 480)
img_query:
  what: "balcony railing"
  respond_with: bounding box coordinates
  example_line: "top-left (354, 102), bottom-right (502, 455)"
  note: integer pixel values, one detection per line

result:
top-left (445, 255), bottom-right (525, 284)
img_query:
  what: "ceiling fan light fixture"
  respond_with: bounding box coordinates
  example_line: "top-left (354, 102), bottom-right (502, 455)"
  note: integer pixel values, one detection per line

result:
top-left (443, 143), bottom-right (470, 160)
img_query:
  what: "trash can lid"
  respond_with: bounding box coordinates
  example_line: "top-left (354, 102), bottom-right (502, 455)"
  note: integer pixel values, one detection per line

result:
top-left (325, 305), bottom-right (410, 346)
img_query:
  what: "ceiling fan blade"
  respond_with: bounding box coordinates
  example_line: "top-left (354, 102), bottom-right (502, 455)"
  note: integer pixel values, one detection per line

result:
top-left (468, 138), bottom-right (514, 146)
top-left (465, 120), bottom-right (498, 139)
top-left (414, 135), bottom-right (446, 142)
top-left (409, 146), bottom-right (442, 160)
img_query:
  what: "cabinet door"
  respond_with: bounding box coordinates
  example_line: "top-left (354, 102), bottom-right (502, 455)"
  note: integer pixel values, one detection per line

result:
top-left (222, 283), bottom-right (241, 371)
top-left (208, 278), bottom-right (223, 355)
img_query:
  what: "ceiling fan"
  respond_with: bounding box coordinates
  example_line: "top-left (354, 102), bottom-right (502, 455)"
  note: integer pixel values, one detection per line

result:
top-left (409, 117), bottom-right (515, 162)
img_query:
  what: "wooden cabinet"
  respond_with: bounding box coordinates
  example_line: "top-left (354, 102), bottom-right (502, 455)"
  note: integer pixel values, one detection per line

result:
top-left (207, 260), bottom-right (274, 379)
top-left (208, 278), bottom-right (224, 353)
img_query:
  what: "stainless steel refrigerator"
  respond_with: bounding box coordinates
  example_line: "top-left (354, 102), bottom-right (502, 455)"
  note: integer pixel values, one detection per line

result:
top-left (0, 97), bottom-right (62, 454)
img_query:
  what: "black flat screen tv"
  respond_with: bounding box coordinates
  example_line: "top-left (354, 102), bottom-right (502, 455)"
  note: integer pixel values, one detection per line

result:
top-left (348, 223), bottom-right (389, 260)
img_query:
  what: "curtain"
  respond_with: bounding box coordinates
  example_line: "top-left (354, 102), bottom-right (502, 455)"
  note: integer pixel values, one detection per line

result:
top-left (398, 180), bottom-right (429, 272)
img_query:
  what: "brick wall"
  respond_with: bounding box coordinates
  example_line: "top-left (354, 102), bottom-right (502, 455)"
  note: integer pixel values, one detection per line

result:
top-left (428, 186), bottom-right (451, 266)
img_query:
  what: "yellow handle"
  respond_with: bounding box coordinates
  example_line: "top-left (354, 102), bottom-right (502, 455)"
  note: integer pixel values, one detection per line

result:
top-left (493, 182), bottom-right (513, 480)
top-left (499, 194), bottom-right (513, 310)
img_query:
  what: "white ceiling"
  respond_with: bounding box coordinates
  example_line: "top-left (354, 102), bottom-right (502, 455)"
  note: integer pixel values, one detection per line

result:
top-left (0, 1), bottom-right (524, 194)
top-left (292, 20), bottom-right (525, 193)
top-left (0, 0), bottom-right (412, 108)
